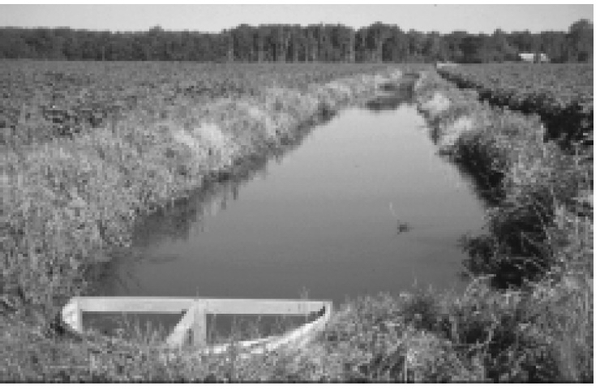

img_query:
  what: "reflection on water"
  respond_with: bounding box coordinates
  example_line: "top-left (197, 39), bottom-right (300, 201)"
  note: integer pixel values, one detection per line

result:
top-left (87, 121), bottom-right (324, 294)
top-left (90, 84), bottom-right (486, 306)
top-left (365, 91), bottom-right (412, 113)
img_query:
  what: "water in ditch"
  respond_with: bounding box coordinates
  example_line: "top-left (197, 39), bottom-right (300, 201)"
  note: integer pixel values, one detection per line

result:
top-left (86, 84), bottom-right (486, 340)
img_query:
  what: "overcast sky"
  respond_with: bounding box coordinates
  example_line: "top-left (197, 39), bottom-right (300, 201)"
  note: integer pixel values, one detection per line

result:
top-left (0, 3), bottom-right (594, 35)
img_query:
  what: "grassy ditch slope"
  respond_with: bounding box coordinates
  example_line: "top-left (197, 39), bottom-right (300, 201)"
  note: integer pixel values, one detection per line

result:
top-left (1, 61), bottom-right (415, 381)
top-left (411, 70), bottom-right (592, 381)
top-left (1, 64), bottom-right (592, 382)
top-left (436, 63), bottom-right (593, 148)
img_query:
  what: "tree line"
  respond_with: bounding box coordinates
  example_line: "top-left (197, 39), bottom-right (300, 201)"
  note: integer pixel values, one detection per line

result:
top-left (0, 20), bottom-right (592, 63)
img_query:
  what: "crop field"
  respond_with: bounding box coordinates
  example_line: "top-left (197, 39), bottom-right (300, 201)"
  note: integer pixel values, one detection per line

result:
top-left (1, 60), bottom-right (418, 145)
top-left (436, 63), bottom-right (593, 145)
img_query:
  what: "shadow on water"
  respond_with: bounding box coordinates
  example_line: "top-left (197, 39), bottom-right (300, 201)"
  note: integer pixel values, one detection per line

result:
top-left (365, 93), bottom-right (410, 112)
top-left (430, 151), bottom-right (503, 208)
top-left (86, 109), bottom-right (339, 295)
top-left (365, 79), bottom-right (416, 113)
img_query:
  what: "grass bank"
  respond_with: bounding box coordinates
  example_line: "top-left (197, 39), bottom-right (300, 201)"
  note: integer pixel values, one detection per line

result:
top-left (1, 67), bottom-right (592, 382)
top-left (435, 63), bottom-right (593, 148)
top-left (410, 71), bottom-right (593, 381)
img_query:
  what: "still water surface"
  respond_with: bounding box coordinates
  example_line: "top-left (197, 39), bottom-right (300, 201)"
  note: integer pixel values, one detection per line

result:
top-left (93, 90), bottom-right (485, 306)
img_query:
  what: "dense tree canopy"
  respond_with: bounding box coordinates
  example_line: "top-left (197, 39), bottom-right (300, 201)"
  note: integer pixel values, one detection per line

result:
top-left (0, 20), bottom-right (592, 63)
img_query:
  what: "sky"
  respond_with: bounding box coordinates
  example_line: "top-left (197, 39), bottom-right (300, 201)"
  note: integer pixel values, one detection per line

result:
top-left (0, 2), bottom-right (594, 35)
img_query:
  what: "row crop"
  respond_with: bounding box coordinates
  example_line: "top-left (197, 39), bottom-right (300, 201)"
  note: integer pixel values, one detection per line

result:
top-left (436, 63), bottom-right (593, 147)
top-left (1, 61), bottom-right (412, 145)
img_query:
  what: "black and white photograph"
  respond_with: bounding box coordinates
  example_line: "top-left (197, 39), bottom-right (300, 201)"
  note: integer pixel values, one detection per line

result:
top-left (0, 1), bottom-right (594, 383)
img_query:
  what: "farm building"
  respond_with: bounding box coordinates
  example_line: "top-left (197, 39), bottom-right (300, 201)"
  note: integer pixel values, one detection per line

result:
top-left (518, 52), bottom-right (549, 63)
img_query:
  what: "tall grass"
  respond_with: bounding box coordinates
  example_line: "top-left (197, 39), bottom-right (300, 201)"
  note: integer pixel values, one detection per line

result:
top-left (1, 67), bottom-right (591, 382)
top-left (412, 70), bottom-right (593, 381)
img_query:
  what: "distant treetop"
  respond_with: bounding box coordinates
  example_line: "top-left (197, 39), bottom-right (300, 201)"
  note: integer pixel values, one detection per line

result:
top-left (0, 20), bottom-right (592, 63)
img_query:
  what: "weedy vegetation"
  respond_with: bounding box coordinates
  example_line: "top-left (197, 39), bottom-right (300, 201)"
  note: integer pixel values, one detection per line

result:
top-left (413, 69), bottom-right (593, 381)
top-left (0, 61), bottom-right (593, 382)
top-left (436, 63), bottom-right (593, 147)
